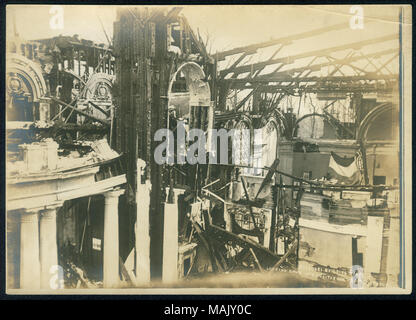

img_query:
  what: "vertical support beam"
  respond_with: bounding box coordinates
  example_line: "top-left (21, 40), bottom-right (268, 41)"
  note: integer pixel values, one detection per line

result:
top-left (39, 97), bottom-right (51, 122)
top-left (205, 100), bottom-right (215, 184)
top-left (162, 188), bottom-right (185, 283)
top-left (162, 199), bottom-right (179, 283)
top-left (206, 101), bottom-right (215, 152)
top-left (263, 209), bottom-right (272, 250)
top-left (20, 210), bottom-right (40, 289)
top-left (252, 89), bottom-right (262, 113)
top-left (365, 215), bottom-right (384, 275)
top-left (217, 82), bottom-right (230, 112)
top-left (352, 93), bottom-right (362, 136)
top-left (114, 8), bottom-right (170, 282)
top-left (135, 159), bottom-right (151, 285)
top-left (359, 142), bottom-right (370, 185)
top-left (149, 15), bottom-right (170, 281)
top-left (224, 202), bottom-right (232, 232)
top-left (103, 188), bottom-right (124, 288)
top-left (39, 202), bottom-right (62, 289)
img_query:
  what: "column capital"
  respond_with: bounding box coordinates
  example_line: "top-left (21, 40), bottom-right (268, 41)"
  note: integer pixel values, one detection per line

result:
top-left (24, 201), bottom-right (64, 215)
top-left (20, 211), bottom-right (39, 223)
top-left (103, 188), bottom-right (125, 202)
top-left (40, 208), bottom-right (58, 220)
top-left (41, 201), bottom-right (64, 216)
top-left (103, 188), bottom-right (122, 288)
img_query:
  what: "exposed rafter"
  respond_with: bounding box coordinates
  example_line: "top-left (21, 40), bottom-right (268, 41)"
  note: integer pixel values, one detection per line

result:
top-left (220, 34), bottom-right (398, 78)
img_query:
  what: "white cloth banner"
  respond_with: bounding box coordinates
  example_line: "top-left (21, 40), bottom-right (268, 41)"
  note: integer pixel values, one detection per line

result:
top-left (329, 155), bottom-right (359, 178)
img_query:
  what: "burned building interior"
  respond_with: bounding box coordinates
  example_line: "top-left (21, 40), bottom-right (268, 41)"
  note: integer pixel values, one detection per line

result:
top-left (6, 6), bottom-right (402, 290)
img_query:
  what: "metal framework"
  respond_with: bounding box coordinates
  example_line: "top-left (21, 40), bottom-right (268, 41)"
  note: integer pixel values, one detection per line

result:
top-left (215, 23), bottom-right (399, 113)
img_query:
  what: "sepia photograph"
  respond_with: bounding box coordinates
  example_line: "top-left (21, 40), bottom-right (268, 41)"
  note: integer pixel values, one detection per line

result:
top-left (4, 4), bottom-right (412, 294)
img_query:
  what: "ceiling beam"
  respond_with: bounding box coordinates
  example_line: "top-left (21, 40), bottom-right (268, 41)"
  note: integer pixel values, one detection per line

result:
top-left (220, 34), bottom-right (398, 77)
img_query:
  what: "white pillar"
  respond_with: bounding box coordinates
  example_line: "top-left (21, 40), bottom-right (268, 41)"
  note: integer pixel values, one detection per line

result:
top-left (39, 203), bottom-right (61, 289)
top-left (162, 188), bottom-right (185, 283)
top-left (103, 189), bottom-right (124, 288)
top-left (163, 201), bottom-right (179, 283)
top-left (135, 159), bottom-right (151, 285)
top-left (20, 210), bottom-right (40, 289)
top-left (365, 215), bottom-right (384, 275)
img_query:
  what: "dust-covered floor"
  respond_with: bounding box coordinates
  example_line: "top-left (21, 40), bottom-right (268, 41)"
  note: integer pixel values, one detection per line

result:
top-left (122, 271), bottom-right (347, 289)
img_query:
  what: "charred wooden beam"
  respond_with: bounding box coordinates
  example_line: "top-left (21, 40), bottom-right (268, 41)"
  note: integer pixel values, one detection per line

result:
top-left (88, 100), bottom-right (110, 117)
top-left (33, 122), bottom-right (108, 133)
top-left (50, 97), bottom-right (110, 126)
top-left (220, 34), bottom-right (397, 77)
top-left (224, 74), bottom-right (399, 87)
top-left (250, 48), bottom-right (398, 82)
top-left (269, 240), bottom-right (298, 271)
top-left (227, 83), bottom-right (397, 93)
top-left (206, 224), bottom-right (281, 269)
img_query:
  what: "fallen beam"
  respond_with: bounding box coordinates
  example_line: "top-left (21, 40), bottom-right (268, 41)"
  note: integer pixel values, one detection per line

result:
top-left (269, 240), bottom-right (298, 271)
top-left (206, 224), bottom-right (281, 269)
top-left (50, 97), bottom-right (110, 126)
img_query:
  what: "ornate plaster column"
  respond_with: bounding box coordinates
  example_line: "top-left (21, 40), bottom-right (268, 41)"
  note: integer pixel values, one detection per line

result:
top-left (39, 202), bottom-right (62, 289)
top-left (162, 188), bottom-right (185, 283)
top-left (103, 188), bottom-right (124, 288)
top-left (20, 210), bottom-right (40, 289)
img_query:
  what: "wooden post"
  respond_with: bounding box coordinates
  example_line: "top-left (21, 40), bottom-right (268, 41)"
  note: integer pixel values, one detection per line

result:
top-left (149, 14), bottom-right (170, 281)
top-left (263, 209), bottom-right (272, 250)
